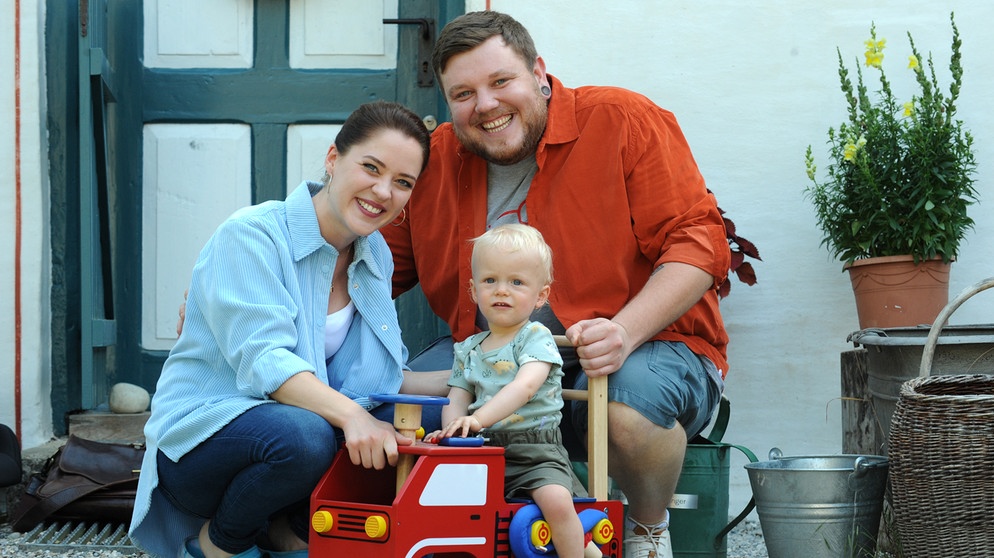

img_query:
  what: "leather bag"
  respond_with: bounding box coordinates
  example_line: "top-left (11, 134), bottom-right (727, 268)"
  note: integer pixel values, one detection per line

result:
top-left (11, 434), bottom-right (144, 532)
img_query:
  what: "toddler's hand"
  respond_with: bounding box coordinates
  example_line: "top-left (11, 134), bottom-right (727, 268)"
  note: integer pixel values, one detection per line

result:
top-left (423, 430), bottom-right (443, 443)
top-left (440, 415), bottom-right (482, 439)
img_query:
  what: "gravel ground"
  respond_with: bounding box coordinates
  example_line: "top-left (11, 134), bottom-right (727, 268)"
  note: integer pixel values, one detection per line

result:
top-left (1, 519), bottom-right (771, 558)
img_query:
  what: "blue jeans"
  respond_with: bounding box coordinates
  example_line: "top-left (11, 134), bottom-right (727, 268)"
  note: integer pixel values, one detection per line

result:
top-left (156, 403), bottom-right (395, 553)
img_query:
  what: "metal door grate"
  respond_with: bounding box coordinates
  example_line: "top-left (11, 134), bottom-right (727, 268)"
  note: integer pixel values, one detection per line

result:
top-left (18, 521), bottom-right (138, 554)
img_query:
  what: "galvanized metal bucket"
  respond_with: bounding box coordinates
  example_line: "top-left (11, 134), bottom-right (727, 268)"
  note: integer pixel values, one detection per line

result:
top-left (745, 448), bottom-right (888, 558)
top-left (849, 324), bottom-right (994, 451)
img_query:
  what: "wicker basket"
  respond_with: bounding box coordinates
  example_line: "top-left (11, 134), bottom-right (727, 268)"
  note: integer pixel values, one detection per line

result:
top-left (888, 277), bottom-right (994, 557)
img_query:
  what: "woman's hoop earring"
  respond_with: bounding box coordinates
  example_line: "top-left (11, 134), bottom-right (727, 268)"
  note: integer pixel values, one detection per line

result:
top-left (391, 208), bottom-right (407, 227)
top-left (540, 85), bottom-right (552, 97)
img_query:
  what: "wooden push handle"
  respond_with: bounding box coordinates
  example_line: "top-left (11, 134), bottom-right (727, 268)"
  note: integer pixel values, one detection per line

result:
top-left (553, 335), bottom-right (609, 501)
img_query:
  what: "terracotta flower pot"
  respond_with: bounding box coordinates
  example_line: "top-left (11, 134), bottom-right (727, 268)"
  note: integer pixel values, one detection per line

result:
top-left (845, 255), bottom-right (951, 329)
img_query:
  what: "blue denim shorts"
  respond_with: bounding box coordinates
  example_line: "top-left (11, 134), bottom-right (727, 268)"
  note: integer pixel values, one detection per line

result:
top-left (568, 339), bottom-right (723, 438)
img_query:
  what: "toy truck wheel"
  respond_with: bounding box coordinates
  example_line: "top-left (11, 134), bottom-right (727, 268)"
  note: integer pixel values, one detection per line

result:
top-left (530, 519), bottom-right (552, 549)
top-left (577, 508), bottom-right (614, 545)
top-left (591, 517), bottom-right (614, 545)
top-left (508, 504), bottom-right (553, 557)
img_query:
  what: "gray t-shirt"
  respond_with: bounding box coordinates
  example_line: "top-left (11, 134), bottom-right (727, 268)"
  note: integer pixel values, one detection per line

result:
top-left (486, 155), bottom-right (537, 227)
top-left (481, 157), bottom-right (579, 371)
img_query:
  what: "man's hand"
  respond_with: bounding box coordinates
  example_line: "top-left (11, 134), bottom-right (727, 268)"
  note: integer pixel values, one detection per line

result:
top-left (400, 369), bottom-right (452, 397)
top-left (565, 318), bottom-right (634, 377)
top-left (176, 289), bottom-right (188, 336)
top-left (568, 262), bottom-right (714, 376)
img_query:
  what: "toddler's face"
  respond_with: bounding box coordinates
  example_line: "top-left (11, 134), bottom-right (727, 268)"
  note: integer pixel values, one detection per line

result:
top-left (470, 246), bottom-right (550, 330)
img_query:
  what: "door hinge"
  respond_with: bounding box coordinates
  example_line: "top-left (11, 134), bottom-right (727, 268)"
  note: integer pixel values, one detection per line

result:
top-left (80, 0), bottom-right (89, 37)
top-left (383, 18), bottom-right (435, 87)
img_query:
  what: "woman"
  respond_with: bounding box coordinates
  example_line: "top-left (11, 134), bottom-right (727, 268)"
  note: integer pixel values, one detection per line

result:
top-left (130, 101), bottom-right (431, 558)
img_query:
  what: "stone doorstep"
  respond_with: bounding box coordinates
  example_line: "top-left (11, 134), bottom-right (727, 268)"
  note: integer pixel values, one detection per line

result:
top-left (1, 411), bottom-right (149, 523)
top-left (67, 411), bottom-right (149, 447)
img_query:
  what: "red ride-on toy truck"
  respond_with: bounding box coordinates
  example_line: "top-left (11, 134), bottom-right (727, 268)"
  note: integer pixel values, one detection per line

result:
top-left (309, 364), bottom-right (623, 558)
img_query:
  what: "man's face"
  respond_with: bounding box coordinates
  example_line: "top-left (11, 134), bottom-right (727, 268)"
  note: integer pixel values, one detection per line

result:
top-left (439, 36), bottom-right (549, 165)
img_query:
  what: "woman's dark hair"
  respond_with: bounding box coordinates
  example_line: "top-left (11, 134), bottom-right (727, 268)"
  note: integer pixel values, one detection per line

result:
top-left (431, 11), bottom-right (538, 79)
top-left (335, 100), bottom-right (431, 173)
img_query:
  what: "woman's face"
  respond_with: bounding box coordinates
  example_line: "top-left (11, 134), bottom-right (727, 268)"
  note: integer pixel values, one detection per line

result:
top-left (321, 128), bottom-right (422, 247)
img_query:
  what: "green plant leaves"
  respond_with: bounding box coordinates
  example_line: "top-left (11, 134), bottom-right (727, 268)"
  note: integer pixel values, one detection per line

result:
top-left (802, 13), bottom-right (977, 264)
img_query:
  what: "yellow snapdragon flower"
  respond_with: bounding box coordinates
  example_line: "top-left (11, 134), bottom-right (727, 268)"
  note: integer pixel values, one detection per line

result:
top-left (903, 101), bottom-right (915, 117)
top-left (844, 143), bottom-right (858, 161)
top-left (864, 51), bottom-right (883, 68)
top-left (864, 37), bottom-right (886, 68)
top-left (843, 135), bottom-right (867, 162)
top-left (908, 55), bottom-right (919, 70)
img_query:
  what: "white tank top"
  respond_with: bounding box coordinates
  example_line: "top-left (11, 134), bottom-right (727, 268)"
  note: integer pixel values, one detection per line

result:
top-left (324, 301), bottom-right (356, 358)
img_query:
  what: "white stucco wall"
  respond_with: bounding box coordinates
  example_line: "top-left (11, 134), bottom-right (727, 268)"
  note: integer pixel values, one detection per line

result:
top-left (2, 0), bottom-right (992, 522)
top-left (481, 0), bottom-right (994, 517)
top-left (1, 0), bottom-right (52, 449)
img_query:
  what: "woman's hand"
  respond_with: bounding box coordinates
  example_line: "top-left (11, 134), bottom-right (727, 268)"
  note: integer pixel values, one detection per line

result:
top-left (271, 373), bottom-right (412, 470)
top-left (341, 411), bottom-right (413, 470)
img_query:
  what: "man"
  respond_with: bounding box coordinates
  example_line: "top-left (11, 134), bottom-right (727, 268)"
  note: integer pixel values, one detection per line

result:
top-left (383, 11), bottom-right (730, 558)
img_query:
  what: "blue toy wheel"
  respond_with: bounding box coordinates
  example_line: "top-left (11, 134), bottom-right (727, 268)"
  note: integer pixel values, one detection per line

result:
top-left (507, 504), bottom-right (611, 557)
top-left (508, 504), bottom-right (550, 558)
top-left (578, 508), bottom-right (611, 544)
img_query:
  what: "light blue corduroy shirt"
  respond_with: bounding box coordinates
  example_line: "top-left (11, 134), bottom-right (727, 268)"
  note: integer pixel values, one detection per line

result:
top-left (130, 181), bottom-right (408, 557)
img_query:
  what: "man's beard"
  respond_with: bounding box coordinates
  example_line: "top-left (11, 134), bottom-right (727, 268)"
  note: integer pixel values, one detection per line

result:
top-left (456, 99), bottom-right (548, 166)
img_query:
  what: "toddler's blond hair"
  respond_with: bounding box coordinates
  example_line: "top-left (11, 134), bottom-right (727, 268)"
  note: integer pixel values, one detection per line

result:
top-left (471, 224), bottom-right (554, 284)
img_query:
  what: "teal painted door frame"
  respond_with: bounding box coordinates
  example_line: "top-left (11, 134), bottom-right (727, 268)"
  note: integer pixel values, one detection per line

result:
top-left (78, 0), bottom-right (116, 411)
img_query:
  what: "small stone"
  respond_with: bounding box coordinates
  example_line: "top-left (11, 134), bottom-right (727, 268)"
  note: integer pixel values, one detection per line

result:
top-left (109, 382), bottom-right (151, 414)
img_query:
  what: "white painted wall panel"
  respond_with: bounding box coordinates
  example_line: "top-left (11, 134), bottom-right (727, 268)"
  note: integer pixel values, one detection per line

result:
top-left (2, 0), bottom-right (52, 448)
top-left (289, 0), bottom-right (398, 69)
top-left (287, 124), bottom-right (343, 189)
top-left (490, 0), bottom-right (994, 519)
top-left (141, 124), bottom-right (252, 351)
top-left (144, 0), bottom-right (253, 69)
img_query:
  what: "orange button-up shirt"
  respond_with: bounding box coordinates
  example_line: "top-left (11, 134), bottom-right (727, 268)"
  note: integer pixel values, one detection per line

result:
top-left (383, 75), bottom-right (730, 374)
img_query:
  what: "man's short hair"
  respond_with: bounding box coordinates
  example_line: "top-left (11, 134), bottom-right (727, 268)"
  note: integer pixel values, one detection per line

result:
top-left (432, 11), bottom-right (539, 79)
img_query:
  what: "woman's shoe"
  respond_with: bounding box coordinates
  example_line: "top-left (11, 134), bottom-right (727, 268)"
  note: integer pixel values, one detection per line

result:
top-left (178, 537), bottom-right (205, 558)
top-left (179, 537), bottom-right (263, 558)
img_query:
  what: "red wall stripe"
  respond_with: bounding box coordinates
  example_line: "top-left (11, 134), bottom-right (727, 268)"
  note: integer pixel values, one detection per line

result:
top-left (13, 0), bottom-right (23, 442)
